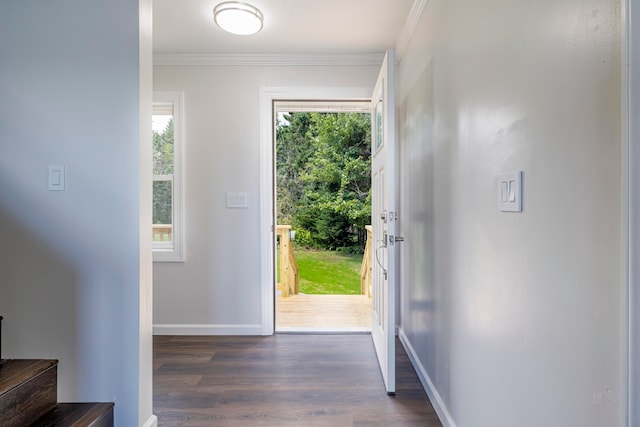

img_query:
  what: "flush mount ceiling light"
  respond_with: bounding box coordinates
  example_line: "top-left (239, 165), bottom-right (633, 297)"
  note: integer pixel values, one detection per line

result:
top-left (214, 1), bottom-right (264, 36)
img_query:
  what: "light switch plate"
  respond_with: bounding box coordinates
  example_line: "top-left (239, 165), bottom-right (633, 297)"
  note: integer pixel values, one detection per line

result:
top-left (227, 192), bottom-right (248, 208)
top-left (48, 165), bottom-right (66, 191)
top-left (497, 171), bottom-right (522, 212)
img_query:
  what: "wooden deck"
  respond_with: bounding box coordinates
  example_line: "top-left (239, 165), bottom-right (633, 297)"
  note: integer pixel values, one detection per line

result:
top-left (276, 294), bottom-right (371, 332)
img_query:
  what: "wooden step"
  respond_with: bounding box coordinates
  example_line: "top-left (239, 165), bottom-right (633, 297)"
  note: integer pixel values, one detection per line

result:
top-left (0, 359), bottom-right (58, 426)
top-left (32, 402), bottom-right (114, 427)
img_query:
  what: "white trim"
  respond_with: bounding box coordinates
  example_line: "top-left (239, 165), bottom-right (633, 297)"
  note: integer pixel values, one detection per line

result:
top-left (259, 88), bottom-right (276, 336)
top-left (154, 53), bottom-right (384, 67)
top-left (277, 326), bottom-right (372, 333)
top-left (399, 328), bottom-right (456, 427)
top-left (152, 91), bottom-right (185, 262)
top-left (152, 174), bottom-right (172, 181)
top-left (153, 324), bottom-right (263, 335)
top-left (623, 0), bottom-right (630, 424)
top-left (274, 100), bottom-right (372, 113)
top-left (395, 0), bottom-right (429, 63)
top-left (626, 0), bottom-right (640, 425)
top-left (141, 415), bottom-right (158, 427)
top-left (259, 86), bottom-right (375, 336)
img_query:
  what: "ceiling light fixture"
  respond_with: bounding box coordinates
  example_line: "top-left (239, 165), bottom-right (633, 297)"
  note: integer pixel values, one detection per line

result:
top-left (213, 1), bottom-right (264, 36)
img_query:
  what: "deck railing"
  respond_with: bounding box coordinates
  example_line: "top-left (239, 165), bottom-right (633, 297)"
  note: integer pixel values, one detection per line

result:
top-left (277, 225), bottom-right (299, 298)
top-left (360, 225), bottom-right (373, 297)
top-left (277, 225), bottom-right (372, 298)
top-left (153, 224), bottom-right (173, 242)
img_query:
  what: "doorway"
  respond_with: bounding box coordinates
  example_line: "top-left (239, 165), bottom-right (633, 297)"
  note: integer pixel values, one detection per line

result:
top-left (273, 101), bottom-right (372, 332)
top-left (259, 87), bottom-right (375, 336)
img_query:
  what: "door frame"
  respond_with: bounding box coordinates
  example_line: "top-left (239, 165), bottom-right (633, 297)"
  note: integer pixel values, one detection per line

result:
top-left (625, 0), bottom-right (639, 424)
top-left (259, 86), bottom-right (374, 335)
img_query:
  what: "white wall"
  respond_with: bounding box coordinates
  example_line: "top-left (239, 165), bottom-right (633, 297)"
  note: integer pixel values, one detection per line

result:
top-left (396, 1), bottom-right (623, 426)
top-left (0, 1), bottom-right (153, 426)
top-left (152, 64), bottom-right (379, 334)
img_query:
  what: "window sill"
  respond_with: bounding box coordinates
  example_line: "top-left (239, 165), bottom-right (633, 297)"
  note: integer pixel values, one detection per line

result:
top-left (153, 249), bottom-right (185, 263)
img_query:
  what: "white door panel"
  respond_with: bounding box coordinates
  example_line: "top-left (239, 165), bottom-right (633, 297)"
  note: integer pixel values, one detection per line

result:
top-left (371, 50), bottom-right (396, 394)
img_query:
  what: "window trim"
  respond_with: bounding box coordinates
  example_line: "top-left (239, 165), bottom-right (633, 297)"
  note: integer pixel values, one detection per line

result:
top-left (153, 91), bottom-right (185, 262)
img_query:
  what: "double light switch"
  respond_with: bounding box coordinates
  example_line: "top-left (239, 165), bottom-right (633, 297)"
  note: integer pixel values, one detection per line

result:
top-left (497, 171), bottom-right (522, 212)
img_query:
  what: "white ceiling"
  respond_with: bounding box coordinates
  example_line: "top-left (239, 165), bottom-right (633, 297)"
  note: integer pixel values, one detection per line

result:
top-left (153, 0), bottom-right (415, 55)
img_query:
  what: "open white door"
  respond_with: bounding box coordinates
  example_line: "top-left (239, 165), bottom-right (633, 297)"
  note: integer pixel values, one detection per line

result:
top-left (371, 50), bottom-right (397, 395)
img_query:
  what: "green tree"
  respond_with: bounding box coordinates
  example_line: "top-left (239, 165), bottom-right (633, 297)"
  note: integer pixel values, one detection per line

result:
top-left (154, 119), bottom-right (174, 175)
top-left (153, 119), bottom-right (174, 225)
top-left (276, 112), bottom-right (314, 224)
top-left (276, 112), bottom-right (371, 251)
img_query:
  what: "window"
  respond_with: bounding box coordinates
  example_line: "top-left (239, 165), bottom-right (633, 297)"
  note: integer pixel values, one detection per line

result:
top-left (152, 92), bottom-right (184, 261)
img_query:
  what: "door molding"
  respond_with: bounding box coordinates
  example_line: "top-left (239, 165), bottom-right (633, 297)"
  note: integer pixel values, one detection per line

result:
top-left (624, 0), bottom-right (639, 424)
top-left (259, 86), bottom-right (374, 335)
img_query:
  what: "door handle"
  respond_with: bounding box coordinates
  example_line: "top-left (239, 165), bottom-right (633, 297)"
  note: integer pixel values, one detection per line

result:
top-left (375, 231), bottom-right (388, 280)
top-left (389, 235), bottom-right (404, 245)
top-left (375, 244), bottom-right (387, 280)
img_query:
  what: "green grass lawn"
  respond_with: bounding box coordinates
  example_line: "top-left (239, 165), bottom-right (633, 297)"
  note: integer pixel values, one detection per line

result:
top-left (293, 247), bottom-right (363, 294)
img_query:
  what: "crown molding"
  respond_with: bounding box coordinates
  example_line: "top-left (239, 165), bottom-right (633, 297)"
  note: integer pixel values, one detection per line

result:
top-left (153, 53), bottom-right (385, 67)
top-left (395, 0), bottom-right (429, 62)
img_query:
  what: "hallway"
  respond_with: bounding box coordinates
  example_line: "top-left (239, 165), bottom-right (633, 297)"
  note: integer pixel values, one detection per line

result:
top-left (153, 334), bottom-right (441, 426)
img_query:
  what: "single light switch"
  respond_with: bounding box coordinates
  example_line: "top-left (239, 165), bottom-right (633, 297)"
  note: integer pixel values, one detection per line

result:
top-left (48, 165), bottom-right (66, 191)
top-left (497, 171), bottom-right (522, 212)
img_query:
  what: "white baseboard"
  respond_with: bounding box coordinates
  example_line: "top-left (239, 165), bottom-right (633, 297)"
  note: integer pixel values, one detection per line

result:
top-left (399, 328), bottom-right (457, 427)
top-left (141, 414), bottom-right (157, 427)
top-left (153, 324), bottom-right (262, 335)
top-left (277, 326), bottom-right (371, 334)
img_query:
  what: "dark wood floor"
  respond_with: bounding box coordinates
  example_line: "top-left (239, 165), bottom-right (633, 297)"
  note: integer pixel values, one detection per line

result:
top-left (154, 334), bottom-right (442, 426)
